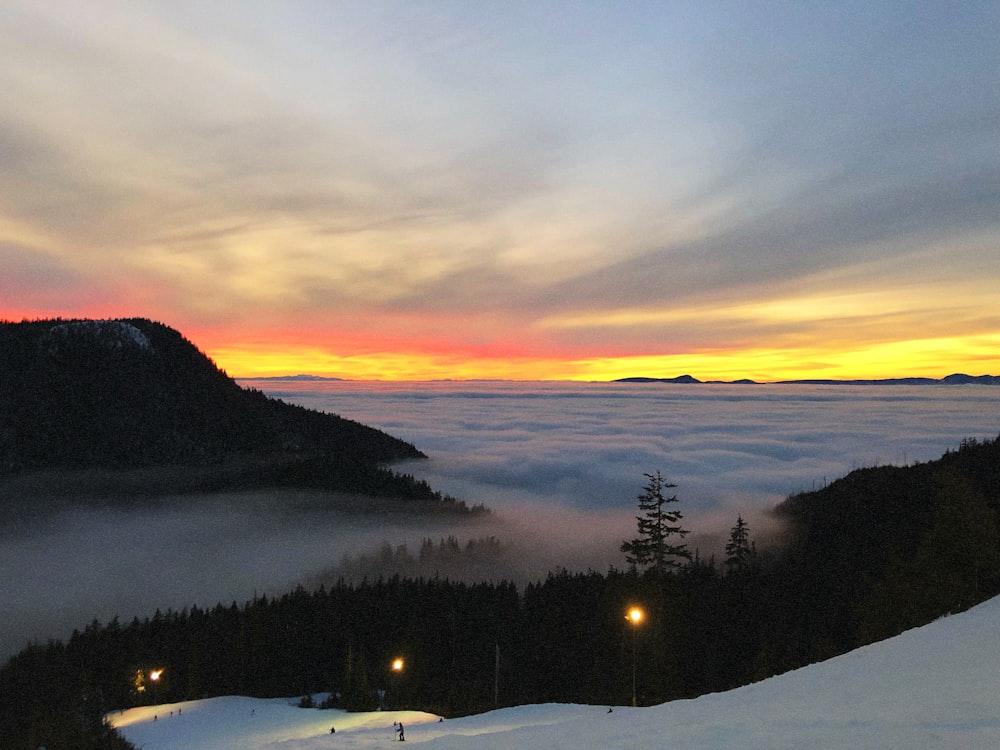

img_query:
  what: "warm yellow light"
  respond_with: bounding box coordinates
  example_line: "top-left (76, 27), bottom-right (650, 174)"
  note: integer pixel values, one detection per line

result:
top-left (210, 343), bottom-right (576, 381)
top-left (392, 658), bottom-right (404, 672)
top-left (204, 321), bottom-right (1000, 383)
top-left (627, 607), bottom-right (644, 626)
top-left (149, 669), bottom-right (163, 682)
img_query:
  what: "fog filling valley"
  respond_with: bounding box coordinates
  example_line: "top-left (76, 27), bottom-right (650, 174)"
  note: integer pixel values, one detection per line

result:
top-left (3, 382), bottom-right (1000, 659)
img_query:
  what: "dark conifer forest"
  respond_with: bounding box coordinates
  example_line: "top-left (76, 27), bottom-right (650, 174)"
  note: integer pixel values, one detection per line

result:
top-left (4, 436), bottom-right (1000, 749)
top-left (0, 318), bottom-right (470, 508)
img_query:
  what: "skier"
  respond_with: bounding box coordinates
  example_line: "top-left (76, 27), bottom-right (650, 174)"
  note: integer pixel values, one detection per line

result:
top-left (397, 722), bottom-right (405, 741)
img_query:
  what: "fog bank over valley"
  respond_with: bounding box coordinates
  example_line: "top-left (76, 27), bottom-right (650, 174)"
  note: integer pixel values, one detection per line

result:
top-left (0, 488), bottom-right (497, 659)
top-left (4, 382), bottom-right (1000, 659)
top-left (266, 380), bottom-right (1000, 514)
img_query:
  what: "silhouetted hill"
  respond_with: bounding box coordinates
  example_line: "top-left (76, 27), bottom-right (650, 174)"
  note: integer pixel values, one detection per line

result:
top-left (777, 373), bottom-right (1000, 385)
top-left (616, 374), bottom-right (704, 383)
top-left (614, 374), bottom-right (1000, 385)
top-left (768, 434), bottom-right (1000, 664)
top-left (0, 318), bottom-right (459, 504)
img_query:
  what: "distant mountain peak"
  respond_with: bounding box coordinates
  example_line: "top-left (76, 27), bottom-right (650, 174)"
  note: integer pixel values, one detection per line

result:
top-left (615, 374), bottom-right (704, 384)
top-left (614, 373), bottom-right (1000, 385)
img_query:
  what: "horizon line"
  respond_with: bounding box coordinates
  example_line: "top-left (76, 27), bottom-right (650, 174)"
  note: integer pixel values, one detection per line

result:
top-left (234, 372), bottom-right (1000, 385)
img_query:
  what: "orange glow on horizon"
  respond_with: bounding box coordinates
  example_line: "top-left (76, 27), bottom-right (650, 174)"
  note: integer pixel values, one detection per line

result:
top-left (206, 332), bottom-right (1000, 383)
top-left (3, 312), bottom-right (997, 384)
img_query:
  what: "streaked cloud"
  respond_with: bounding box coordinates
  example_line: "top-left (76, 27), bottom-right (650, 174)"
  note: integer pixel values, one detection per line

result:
top-left (1, 1), bottom-right (997, 379)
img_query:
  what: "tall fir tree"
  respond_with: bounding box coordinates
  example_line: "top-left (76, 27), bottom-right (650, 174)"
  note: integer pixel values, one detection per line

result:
top-left (724, 515), bottom-right (757, 575)
top-left (621, 471), bottom-right (691, 574)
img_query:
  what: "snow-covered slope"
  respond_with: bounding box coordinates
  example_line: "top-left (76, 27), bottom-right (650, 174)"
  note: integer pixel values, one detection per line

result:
top-left (110, 595), bottom-right (1000, 749)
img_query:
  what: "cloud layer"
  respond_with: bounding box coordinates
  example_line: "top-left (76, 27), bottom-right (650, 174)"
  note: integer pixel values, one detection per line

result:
top-left (277, 380), bottom-right (1000, 512)
top-left (4, 381), bottom-right (999, 657)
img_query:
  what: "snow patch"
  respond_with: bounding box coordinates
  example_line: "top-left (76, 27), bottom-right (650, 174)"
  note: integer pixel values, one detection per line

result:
top-left (44, 319), bottom-right (152, 352)
top-left (108, 594), bottom-right (1000, 749)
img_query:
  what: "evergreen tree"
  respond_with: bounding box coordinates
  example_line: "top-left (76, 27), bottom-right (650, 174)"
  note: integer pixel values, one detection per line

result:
top-left (621, 471), bottom-right (691, 574)
top-left (724, 515), bottom-right (757, 575)
top-left (342, 644), bottom-right (373, 711)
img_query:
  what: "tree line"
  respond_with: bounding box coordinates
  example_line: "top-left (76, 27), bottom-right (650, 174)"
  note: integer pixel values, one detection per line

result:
top-left (0, 317), bottom-right (423, 471)
top-left (0, 318), bottom-right (486, 511)
top-left (3, 435), bottom-right (1000, 749)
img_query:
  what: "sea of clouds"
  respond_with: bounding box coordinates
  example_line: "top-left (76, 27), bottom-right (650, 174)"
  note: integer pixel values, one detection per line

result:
top-left (3, 381), bottom-right (999, 658)
top-left (269, 379), bottom-right (1000, 524)
top-left (268, 380), bottom-right (1000, 570)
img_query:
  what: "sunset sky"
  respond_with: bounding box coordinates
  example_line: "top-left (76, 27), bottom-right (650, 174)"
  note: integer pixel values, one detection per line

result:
top-left (2, 1), bottom-right (998, 381)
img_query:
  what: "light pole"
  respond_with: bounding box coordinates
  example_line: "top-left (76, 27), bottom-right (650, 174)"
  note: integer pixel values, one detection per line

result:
top-left (149, 669), bottom-right (163, 706)
top-left (626, 607), bottom-right (644, 707)
top-left (391, 657), bottom-right (404, 708)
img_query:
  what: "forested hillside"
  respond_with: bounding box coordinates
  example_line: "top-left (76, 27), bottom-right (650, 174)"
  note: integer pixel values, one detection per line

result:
top-left (4, 436), bottom-right (999, 749)
top-left (0, 318), bottom-right (420, 470)
top-left (769, 435), bottom-right (1000, 660)
top-left (0, 318), bottom-right (462, 504)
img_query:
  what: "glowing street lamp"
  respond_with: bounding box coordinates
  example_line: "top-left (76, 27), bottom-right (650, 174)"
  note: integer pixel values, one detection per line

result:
top-left (149, 669), bottom-right (163, 705)
top-left (391, 657), bottom-right (406, 709)
top-left (627, 607), bottom-right (644, 627)
top-left (626, 607), bottom-right (644, 706)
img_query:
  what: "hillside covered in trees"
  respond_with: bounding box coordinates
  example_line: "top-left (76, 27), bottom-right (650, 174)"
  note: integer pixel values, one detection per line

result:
top-left (0, 318), bottom-right (465, 506)
top-left (3, 435), bottom-right (999, 749)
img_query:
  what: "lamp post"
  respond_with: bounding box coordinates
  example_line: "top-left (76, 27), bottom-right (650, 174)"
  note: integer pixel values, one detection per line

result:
top-left (626, 607), bottom-right (644, 707)
top-left (391, 657), bottom-right (404, 708)
top-left (149, 669), bottom-right (163, 706)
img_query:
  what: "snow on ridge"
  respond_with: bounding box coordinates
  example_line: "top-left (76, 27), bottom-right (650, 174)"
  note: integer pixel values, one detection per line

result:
top-left (45, 319), bottom-right (152, 352)
top-left (110, 697), bottom-right (440, 750)
top-left (109, 595), bottom-right (1000, 750)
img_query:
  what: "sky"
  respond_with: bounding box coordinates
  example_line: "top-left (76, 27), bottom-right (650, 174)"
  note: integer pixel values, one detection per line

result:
top-left (109, 593), bottom-right (1000, 749)
top-left (2, 1), bottom-right (999, 381)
